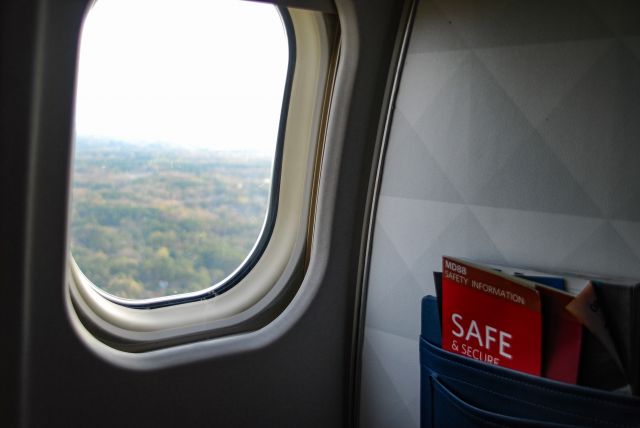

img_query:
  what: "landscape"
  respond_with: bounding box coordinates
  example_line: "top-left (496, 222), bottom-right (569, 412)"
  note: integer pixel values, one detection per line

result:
top-left (69, 138), bottom-right (274, 300)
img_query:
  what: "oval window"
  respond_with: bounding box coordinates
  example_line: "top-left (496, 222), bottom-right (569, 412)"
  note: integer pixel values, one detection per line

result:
top-left (70, 0), bottom-right (290, 303)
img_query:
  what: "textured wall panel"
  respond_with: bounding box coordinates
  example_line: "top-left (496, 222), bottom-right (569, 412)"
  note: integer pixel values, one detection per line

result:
top-left (359, 1), bottom-right (640, 426)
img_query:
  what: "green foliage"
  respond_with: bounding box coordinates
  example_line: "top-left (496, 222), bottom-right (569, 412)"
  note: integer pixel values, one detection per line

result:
top-left (70, 140), bottom-right (273, 299)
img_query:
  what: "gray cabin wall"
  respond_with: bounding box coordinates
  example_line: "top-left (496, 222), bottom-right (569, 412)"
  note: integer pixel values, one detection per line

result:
top-left (358, 1), bottom-right (640, 426)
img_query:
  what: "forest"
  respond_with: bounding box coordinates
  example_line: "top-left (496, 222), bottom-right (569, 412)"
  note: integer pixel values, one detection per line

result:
top-left (69, 138), bottom-right (273, 300)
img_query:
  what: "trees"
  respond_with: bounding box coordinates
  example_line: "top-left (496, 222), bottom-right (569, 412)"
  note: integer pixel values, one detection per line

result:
top-left (69, 140), bottom-right (272, 299)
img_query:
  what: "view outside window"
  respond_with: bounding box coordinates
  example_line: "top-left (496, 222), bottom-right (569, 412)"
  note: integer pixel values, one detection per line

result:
top-left (70, 0), bottom-right (289, 300)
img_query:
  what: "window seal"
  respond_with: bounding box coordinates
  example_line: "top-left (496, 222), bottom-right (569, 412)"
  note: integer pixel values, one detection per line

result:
top-left (66, 6), bottom-right (336, 352)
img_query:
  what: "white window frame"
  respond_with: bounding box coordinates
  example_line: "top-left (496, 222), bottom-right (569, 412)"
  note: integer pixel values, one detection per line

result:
top-left (66, 6), bottom-right (335, 355)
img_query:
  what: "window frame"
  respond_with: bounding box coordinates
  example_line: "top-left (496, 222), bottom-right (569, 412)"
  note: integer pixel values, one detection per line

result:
top-left (70, 4), bottom-right (297, 309)
top-left (67, 4), bottom-right (337, 352)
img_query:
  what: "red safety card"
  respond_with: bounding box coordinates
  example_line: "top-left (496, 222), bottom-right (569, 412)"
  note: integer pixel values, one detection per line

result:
top-left (441, 256), bottom-right (542, 376)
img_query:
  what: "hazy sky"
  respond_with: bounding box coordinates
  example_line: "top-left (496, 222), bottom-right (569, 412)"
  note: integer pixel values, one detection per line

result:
top-left (75, 0), bottom-right (289, 152)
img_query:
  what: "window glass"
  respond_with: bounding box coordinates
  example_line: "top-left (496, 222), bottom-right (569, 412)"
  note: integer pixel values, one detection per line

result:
top-left (70, 0), bottom-right (289, 300)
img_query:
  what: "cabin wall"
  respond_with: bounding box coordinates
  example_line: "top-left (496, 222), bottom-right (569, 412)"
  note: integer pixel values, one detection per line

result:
top-left (6, 1), bottom-right (406, 427)
top-left (358, 1), bottom-right (640, 426)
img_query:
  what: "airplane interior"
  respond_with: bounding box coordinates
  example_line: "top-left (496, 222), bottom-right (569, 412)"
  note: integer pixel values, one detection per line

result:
top-left (2, 0), bottom-right (640, 427)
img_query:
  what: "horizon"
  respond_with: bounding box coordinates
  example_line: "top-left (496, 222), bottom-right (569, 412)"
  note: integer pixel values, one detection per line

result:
top-left (75, 135), bottom-right (277, 157)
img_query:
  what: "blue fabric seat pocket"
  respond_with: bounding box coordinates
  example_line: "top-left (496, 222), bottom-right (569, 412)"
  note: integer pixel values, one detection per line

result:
top-left (420, 295), bottom-right (640, 428)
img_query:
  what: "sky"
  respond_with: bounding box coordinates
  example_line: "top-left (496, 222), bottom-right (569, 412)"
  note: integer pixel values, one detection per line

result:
top-left (75, 0), bottom-right (289, 153)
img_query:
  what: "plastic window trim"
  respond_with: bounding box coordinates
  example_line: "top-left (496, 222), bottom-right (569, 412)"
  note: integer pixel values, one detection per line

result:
top-left (66, 6), bottom-right (334, 352)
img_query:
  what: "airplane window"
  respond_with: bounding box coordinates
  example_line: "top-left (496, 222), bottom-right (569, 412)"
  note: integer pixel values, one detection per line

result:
top-left (70, 0), bottom-right (290, 303)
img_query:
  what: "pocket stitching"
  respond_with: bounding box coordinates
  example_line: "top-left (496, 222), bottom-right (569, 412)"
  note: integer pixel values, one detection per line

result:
top-left (439, 373), bottom-right (630, 428)
top-left (432, 376), bottom-right (512, 428)
top-left (423, 340), bottom-right (640, 412)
